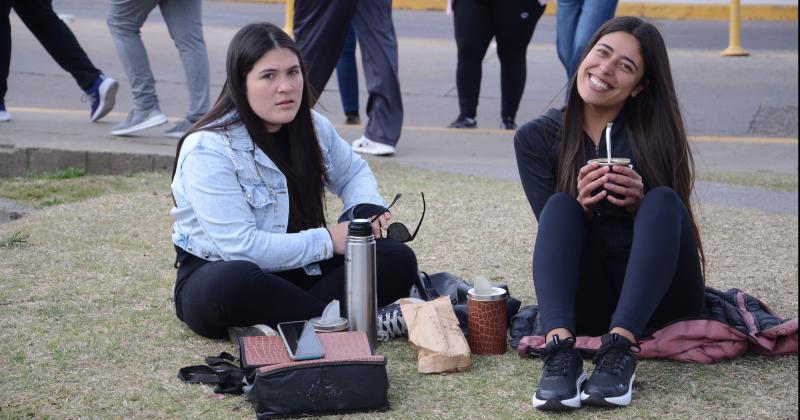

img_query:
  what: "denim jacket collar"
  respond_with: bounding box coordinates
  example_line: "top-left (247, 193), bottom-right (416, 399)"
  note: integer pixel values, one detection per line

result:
top-left (220, 113), bottom-right (281, 172)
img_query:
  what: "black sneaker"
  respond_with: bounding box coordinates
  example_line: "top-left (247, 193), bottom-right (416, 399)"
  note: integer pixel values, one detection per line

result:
top-left (501, 117), bottom-right (517, 130)
top-left (376, 302), bottom-right (413, 341)
top-left (532, 335), bottom-right (587, 410)
top-left (448, 115), bottom-right (477, 129)
top-left (345, 113), bottom-right (361, 125)
top-left (581, 333), bottom-right (640, 407)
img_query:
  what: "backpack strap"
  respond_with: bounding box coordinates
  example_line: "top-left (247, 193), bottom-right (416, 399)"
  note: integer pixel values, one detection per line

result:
top-left (177, 352), bottom-right (245, 395)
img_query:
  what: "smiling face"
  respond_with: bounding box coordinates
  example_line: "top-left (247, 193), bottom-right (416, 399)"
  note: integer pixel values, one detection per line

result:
top-left (577, 31), bottom-right (646, 115)
top-left (245, 47), bottom-right (303, 133)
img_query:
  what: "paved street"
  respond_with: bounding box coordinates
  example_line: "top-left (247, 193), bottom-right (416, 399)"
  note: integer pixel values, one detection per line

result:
top-left (1, 0), bottom-right (797, 214)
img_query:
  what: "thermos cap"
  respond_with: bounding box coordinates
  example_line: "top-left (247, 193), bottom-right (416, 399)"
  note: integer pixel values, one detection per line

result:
top-left (310, 316), bottom-right (349, 332)
top-left (467, 286), bottom-right (509, 301)
top-left (348, 219), bottom-right (373, 237)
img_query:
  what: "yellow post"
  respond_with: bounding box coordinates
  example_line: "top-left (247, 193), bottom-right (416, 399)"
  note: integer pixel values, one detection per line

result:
top-left (721, 0), bottom-right (750, 56)
top-left (284, 0), bottom-right (294, 37)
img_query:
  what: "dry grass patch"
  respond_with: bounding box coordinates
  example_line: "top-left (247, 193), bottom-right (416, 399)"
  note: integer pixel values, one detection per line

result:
top-left (0, 164), bottom-right (796, 418)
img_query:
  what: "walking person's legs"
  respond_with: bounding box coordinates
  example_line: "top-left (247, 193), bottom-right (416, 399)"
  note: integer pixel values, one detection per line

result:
top-left (292, 0), bottom-right (357, 98)
top-left (350, 0), bottom-right (403, 154)
top-left (0, 1), bottom-right (11, 121)
top-left (493, 0), bottom-right (545, 129)
top-left (336, 22), bottom-right (360, 124)
top-left (159, 0), bottom-right (210, 137)
top-left (12, 0), bottom-right (118, 121)
top-left (568, 0), bottom-right (618, 78)
top-left (448, 0), bottom-right (493, 129)
top-left (107, 0), bottom-right (167, 135)
top-left (555, 0), bottom-right (582, 79)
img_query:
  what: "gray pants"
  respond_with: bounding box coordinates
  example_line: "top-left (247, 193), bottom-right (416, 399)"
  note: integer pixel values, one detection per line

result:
top-left (294, 0), bottom-right (403, 146)
top-left (107, 0), bottom-right (209, 121)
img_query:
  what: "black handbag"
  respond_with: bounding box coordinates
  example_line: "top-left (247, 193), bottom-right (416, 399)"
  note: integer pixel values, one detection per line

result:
top-left (178, 331), bottom-right (389, 418)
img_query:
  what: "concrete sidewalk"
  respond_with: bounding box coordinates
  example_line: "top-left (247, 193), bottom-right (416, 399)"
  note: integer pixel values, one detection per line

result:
top-left (1, 1), bottom-right (797, 215)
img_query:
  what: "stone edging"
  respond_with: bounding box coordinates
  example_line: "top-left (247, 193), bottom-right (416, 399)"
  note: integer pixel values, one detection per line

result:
top-left (0, 145), bottom-right (175, 177)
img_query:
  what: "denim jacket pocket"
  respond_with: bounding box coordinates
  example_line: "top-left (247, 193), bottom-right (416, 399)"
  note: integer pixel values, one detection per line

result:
top-left (240, 183), bottom-right (276, 229)
top-left (241, 183), bottom-right (275, 208)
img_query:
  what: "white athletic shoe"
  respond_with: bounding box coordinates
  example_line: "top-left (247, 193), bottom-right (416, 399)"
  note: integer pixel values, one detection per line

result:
top-left (352, 136), bottom-right (396, 156)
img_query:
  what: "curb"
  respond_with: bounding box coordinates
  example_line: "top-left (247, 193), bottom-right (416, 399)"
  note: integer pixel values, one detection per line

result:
top-left (0, 145), bottom-right (173, 178)
top-left (241, 0), bottom-right (797, 21)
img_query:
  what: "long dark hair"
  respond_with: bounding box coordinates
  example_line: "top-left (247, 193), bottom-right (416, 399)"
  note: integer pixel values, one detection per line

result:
top-left (556, 16), bottom-right (705, 272)
top-left (172, 22), bottom-right (328, 230)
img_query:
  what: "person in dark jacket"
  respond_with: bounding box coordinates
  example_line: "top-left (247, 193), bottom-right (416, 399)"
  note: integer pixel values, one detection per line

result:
top-left (514, 17), bottom-right (705, 410)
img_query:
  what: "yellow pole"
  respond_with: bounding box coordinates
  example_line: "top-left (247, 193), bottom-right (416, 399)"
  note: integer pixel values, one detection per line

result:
top-left (284, 0), bottom-right (294, 37)
top-left (721, 0), bottom-right (750, 56)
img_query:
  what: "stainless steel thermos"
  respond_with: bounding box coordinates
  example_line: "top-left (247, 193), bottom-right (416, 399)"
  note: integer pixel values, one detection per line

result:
top-left (344, 219), bottom-right (377, 349)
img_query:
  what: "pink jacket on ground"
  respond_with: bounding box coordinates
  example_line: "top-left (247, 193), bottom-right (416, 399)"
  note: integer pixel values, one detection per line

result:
top-left (514, 288), bottom-right (797, 363)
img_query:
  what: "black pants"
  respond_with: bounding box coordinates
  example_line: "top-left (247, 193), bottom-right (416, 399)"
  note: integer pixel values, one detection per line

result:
top-left (174, 239), bottom-right (418, 339)
top-left (452, 0), bottom-right (545, 121)
top-left (532, 188), bottom-right (705, 339)
top-left (1, 0), bottom-right (101, 100)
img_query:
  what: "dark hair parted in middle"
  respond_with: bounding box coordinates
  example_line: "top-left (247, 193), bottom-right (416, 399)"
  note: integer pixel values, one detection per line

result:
top-left (174, 22), bottom-right (329, 231)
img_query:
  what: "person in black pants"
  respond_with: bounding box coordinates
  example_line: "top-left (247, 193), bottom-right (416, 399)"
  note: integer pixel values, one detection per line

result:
top-left (0, 0), bottom-right (118, 122)
top-left (514, 17), bottom-right (706, 410)
top-left (170, 23), bottom-right (417, 343)
top-left (448, 0), bottom-right (545, 130)
top-left (293, 0), bottom-right (402, 156)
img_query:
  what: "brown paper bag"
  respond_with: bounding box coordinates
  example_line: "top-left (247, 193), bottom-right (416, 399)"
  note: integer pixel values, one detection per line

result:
top-left (399, 296), bottom-right (471, 373)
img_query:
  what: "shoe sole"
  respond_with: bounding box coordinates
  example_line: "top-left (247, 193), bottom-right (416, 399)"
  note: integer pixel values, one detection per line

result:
top-left (532, 372), bottom-right (587, 410)
top-left (352, 144), bottom-right (395, 156)
top-left (91, 79), bottom-right (119, 122)
top-left (111, 113), bottom-right (168, 136)
top-left (580, 373), bottom-right (635, 407)
top-left (164, 130), bottom-right (186, 139)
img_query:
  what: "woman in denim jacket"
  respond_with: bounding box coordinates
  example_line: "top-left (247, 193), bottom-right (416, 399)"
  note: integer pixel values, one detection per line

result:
top-left (170, 23), bottom-right (417, 340)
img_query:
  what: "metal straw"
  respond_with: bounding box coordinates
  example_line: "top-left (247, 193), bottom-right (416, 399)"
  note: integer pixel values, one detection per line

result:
top-left (605, 123), bottom-right (613, 164)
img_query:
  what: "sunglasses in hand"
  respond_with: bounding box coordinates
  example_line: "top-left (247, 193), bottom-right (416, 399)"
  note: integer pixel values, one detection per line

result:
top-left (370, 192), bottom-right (425, 243)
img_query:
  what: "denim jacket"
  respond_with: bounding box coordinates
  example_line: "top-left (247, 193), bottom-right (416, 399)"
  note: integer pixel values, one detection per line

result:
top-left (170, 110), bottom-right (385, 274)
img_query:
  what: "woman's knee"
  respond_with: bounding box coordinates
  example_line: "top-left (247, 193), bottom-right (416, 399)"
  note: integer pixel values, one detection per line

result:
top-left (377, 240), bottom-right (418, 273)
top-left (541, 192), bottom-right (582, 218)
top-left (639, 186), bottom-right (684, 215)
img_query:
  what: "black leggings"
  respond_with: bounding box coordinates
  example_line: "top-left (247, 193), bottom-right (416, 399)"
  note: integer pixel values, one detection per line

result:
top-left (532, 187), bottom-right (705, 339)
top-left (452, 0), bottom-right (545, 120)
top-left (174, 239), bottom-right (418, 339)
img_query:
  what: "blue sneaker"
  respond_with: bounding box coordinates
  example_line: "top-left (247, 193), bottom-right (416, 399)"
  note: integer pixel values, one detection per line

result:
top-left (83, 74), bottom-right (118, 122)
top-left (0, 100), bottom-right (10, 122)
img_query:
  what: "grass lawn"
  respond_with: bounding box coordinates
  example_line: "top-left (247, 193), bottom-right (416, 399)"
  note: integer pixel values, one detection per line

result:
top-left (0, 162), bottom-right (797, 418)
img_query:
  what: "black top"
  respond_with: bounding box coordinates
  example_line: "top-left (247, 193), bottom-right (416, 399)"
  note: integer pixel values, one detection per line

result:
top-left (271, 126), bottom-right (388, 232)
top-left (514, 108), bottom-right (652, 221)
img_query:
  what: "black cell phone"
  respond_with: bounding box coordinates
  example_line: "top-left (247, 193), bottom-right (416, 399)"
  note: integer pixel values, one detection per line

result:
top-left (277, 320), bottom-right (325, 361)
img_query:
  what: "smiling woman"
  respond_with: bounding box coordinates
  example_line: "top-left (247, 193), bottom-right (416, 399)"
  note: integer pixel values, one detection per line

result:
top-left (167, 23), bottom-right (418, 342)
top-left (514, 16), bottom-right (705, 411)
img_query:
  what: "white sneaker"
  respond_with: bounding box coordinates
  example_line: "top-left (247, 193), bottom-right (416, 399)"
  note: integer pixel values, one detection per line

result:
top-left (352, 136), bottom-right (395, 156)
top-left (111, 107), bottom-right (168, 136)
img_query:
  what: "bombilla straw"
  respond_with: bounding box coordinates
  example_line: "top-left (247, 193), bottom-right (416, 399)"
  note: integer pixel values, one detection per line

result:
top-left (605, 123), bottom-right (613, 164)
